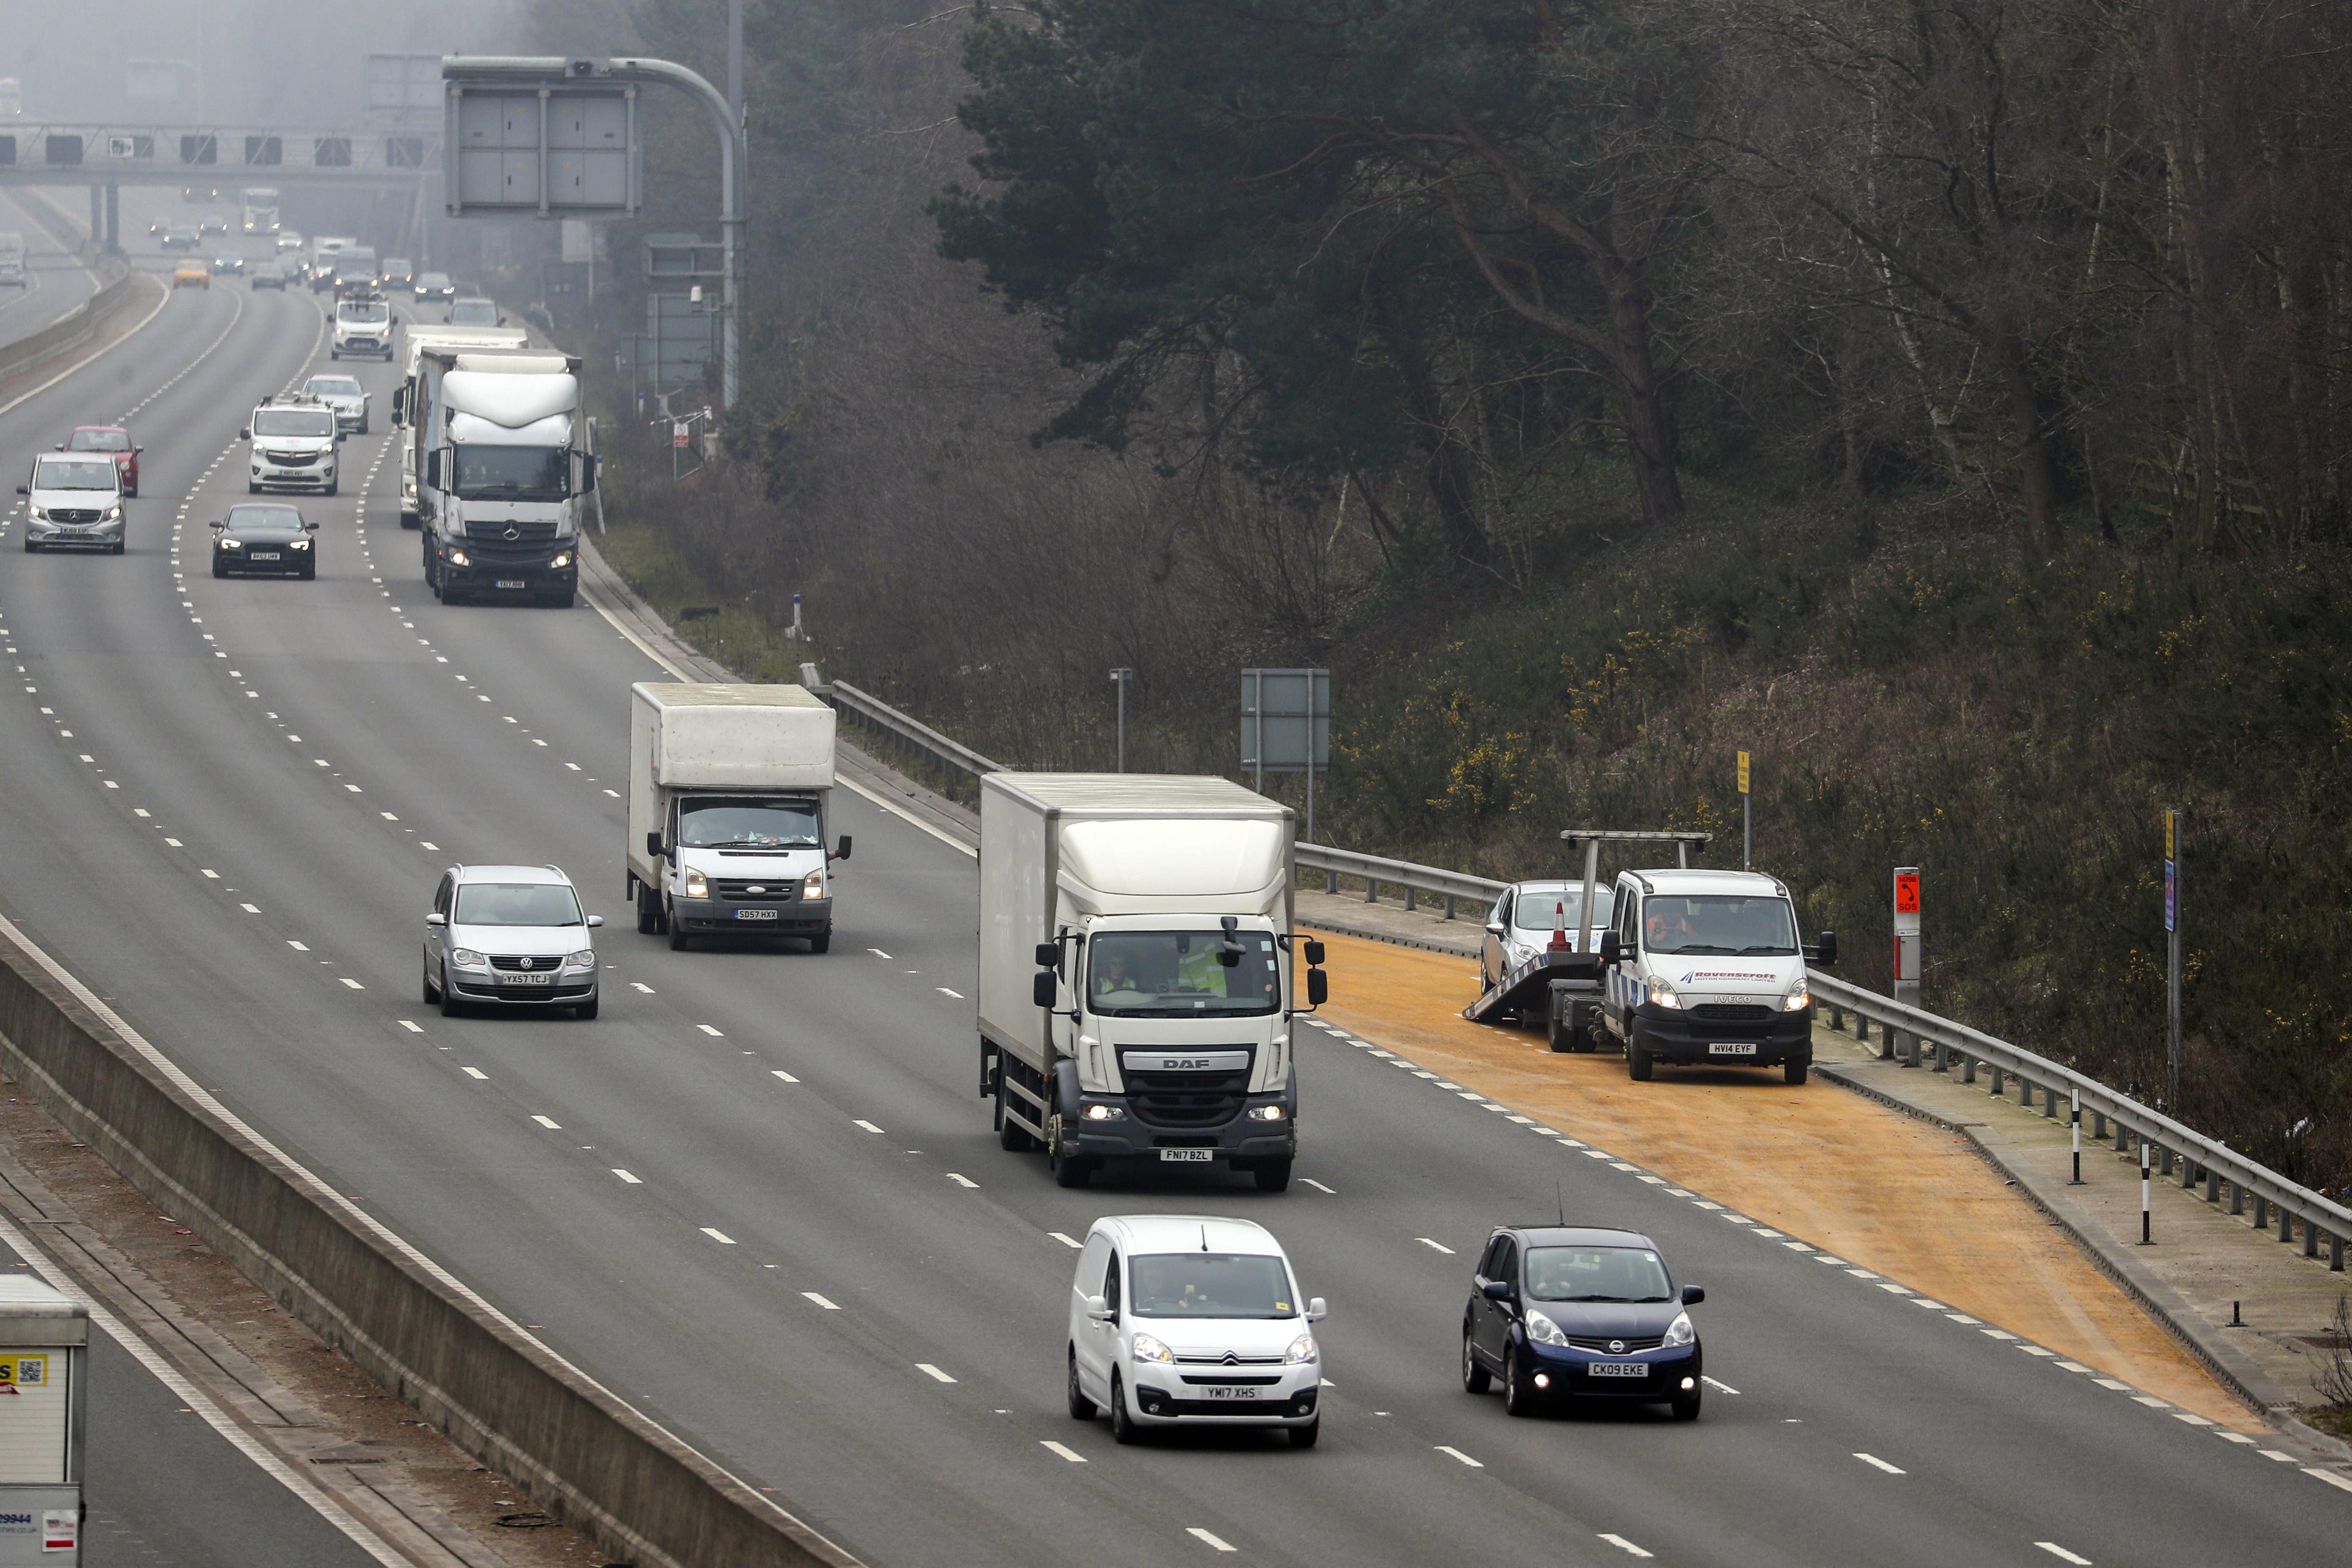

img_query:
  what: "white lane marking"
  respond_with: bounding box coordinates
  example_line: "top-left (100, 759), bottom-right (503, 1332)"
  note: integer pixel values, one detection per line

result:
top-left (1301, 1178), bottom-right (1336, 1194)
top-left (2258, 1449), bottom-right (2295, 1461)
top-left (612, 1169), bottom-right (641, 1184)
top-left (1435, 1445), bottom-right (1482, 1467)
top-left (697, 1024), bottom-right (724, 1037)
top-left (1041, 1440), bottom-right (1086, 1463)
top-left (853, 1119), bottom-right (884, 1134)
top-left (1416, 1238), bottom-right (1454, 1254)
top-left (396, 1020), bottom-right (422, 1033)
top-left (771, 1070), bottom-right (800, 1084)
top-left (2131, 1396), bottom-right (2170, 1408)
top-left (1845, 1267), bottom-right (1878, 1279)
top-left (287, 941), bottom-right (309, 951)
top-left (2171, 1412), bottom-right (2213, 1426)
top-left (946, 1173), bottom-right (978, 1188)
top-left (868, 947), bottom-right (893, 959)
top-left (2216, 1431), bottom-right (2255, 1444)
top-left (531, 1115), bottom-right (562, 1129)
top-left (2093, 1378), bottom-right (2133, 1391)
top-left (1909, 1297), bottom-right (1946, 1310)
top-left (2305, 1469), bottom-right (2352, 1493)
top-left (1585, 1149), bottom-right (1616, 1160)
top-left (1854, 1452), bottom-right (1905, 1474)
top-left (200, 868), bottom-right (220, 879)
top-left (1945, 1312), bottom-right (1980, 1324)
top-left (1701, 1375), bottom-right (1740, 1395)
top-left (1982, 1328), bottom-right (2019, 1341)
top-left (1186, 1528), bottom-right (1236, 1553)
top-left (803, 1293), bottom-right (839, 1310)
top-left (630, 981), bottom-right (654, 993)
top-left (915, 1363), bottom-right (957, 1383)
top-left (338, 978), bottom-right (365, 990)
top-left (2034, 1545), bottom-right (2092, 1566)
top-left (701, 1228), bottom-right (735, 1244)
top-left (1050, 1232), bottom-right (1084, 1249)
top-left (1597, 1535), bottom-right (1653, 1559)
top-left (936, 987), bottom-right (964, 999)
top-left (0, 1208), bottom-right (410, 1567)
top-left (460, 1067), bottom-right (488, 1081)
top-left (2020, 1345), bottom-right (2055, 1356)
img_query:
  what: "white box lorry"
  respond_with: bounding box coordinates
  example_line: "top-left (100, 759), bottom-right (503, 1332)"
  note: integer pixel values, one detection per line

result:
top-left (628, 683), bottom-right (850, 953)
top-left (979, 773), bottom-right (1327, 1191)
top-left (392, 325), bottom-right (532, 526)
top-left (409, 346), bottom-right (598, 607)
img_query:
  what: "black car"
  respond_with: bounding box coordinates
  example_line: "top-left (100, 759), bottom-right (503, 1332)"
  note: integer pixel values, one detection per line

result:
top-left (1463, 1225), bottom-right (1704, 1419)
top-left (210, 503), bottom-right (316, 579)
top-left (249, 262), bottom-right (288, 291)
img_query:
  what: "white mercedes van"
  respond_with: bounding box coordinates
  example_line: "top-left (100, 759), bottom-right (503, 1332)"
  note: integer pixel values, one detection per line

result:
top-left (1599, 868), bottom-right (1835, 1084)
top-left (1067, 1215), bottom-right (1325, 1447)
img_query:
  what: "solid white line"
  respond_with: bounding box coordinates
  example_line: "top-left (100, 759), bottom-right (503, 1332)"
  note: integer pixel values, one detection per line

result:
top-left (701, 1228), bottom-right (735, 1244)
top-left (1185, 1527), bottom-right (1236, 1553)
top-left (530, 1115), bottom-right (561, 1129)
top-left (2034, 1544), bottom-right (2092, 1566)
top-left (915, 1362), bottom-right (956, 1383)
top-left (1435, 1445), bottom-right (1482, 1467)
top-left (1854, 1452), bottom-right (1905, 1474)
top-left (612, 1169), bottom-right (641, 1184)
top-left (1416, 1238), bottom-right (1454, 1254)
top-left (1597, 1535), bottom-right (1653, 1558)
top-left (771, 1069), bottom-right (800, 1084)
top-left (2304, 1468), bottom-right (2352, 1493)
top-left (1040, 1440), bottom-right (1087, 1463)
top-left (460, 1067), bottom-right (487, 1080)
top-left (1049, 1232), bottom-right (1084, 1249)
top-left (803, 1293), bottom-right (839, 1310)
top-left (946, 1173), bottom-right (978, 1188)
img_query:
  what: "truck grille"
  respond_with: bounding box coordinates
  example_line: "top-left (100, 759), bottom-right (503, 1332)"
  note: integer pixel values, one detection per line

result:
top-left (1123, 1057), bottom-right (1253, 1130)
top-left (715, 878), bottom-right (795, 903)
top-left (1692, 1003), bottom-right (1772, 1022)
top-left (469, 519), bottom-right (558, 543)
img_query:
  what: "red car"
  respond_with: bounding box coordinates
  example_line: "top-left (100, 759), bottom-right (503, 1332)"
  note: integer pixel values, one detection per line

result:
top-left (60, 427), bottom-right (139, 497)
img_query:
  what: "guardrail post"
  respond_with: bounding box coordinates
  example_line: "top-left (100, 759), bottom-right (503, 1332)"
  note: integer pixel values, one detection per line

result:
top-left (2252, 1193), bottom-right (2268, 1231)
top-left (2043, 1083), bottom-right (2058, 1118)
top-left (1403, 886), bottom-right (1419, 913)
top-left (2159, 1145), bottom-right (2174, 1177)
top-left (2230, 1181), bottom-right (2244, 1215)
top-left (1326, 870), bottom-right (1338, 895)
top-left (1961, 1052), bottom-right (1976, 1085)
top-left (2332, 1232), bottom-right (2344, 1271)
top-left (2091, 1108), bottom-right (2105, 1140)
top-left (2279, 1206), bottom-right (2294, 1243)
top-left (2305, 1221), bottom-right (2320, 1259)
top-left (2113, 1118), bottom-right (2129, 1154)
top-left (1443, 894), bottom-right (1456, 919)
top-left (1988, 1063), bottom-right (2003, 1096)
top-left (2179, 1154), bottom-right (2196, 1189)
top-left (1364, 878), bottom-right (1379, 905)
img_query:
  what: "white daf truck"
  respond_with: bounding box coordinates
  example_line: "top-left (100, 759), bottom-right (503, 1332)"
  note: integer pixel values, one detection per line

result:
top-left (979, 773), bottom-right (1327, 1192)
top-left (392, 325), bottom-right (531, 526)
top-left (628, 683), bottom-right (850, 953)
top-left (408, 345), bottom-right (597, 606)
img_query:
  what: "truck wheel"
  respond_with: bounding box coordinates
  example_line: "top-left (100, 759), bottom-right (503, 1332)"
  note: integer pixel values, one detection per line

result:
top-left (807, 931), bottom-right (831, 955)
top-left (1627, 1036), bottom-right (1654, 1082)
top-left (1547, 1010), bottom-right (1573, 1053)
top-left (1053, 1147), bottom-right (1093, 1189)
top-left (635, 880), bottom-right (663, 934)
top-left (996, 1080), bottom-right (1038, 1152)
top-left (1785, 1059), bottom-right (1809, 1086)
top-left (1066, 1347), bottom-right (1095, 1420)
top-left (1253, 1159), bottom-right (1292, 1193)
top-left (1461, 1328), bottom-right (1491, 1394)
top-left (1110, 1373), bottom-right (1139, 1444)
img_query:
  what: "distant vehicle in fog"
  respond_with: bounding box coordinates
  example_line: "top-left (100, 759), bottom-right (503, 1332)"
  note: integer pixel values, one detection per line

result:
top-left (446, 297), bottom-right (502, 327)
top-left (0, 232), bottom-right (22, 288)
top-left (413, 271), bottom-right (455, 303)
top-left (241, 187), bottom-right (280, 235)
top-left (380, 256), bottom-right (415, 290)
top-left (249, 260), bottom-right (289, 290)
top-left (277, 231), bottom-right (304, 254)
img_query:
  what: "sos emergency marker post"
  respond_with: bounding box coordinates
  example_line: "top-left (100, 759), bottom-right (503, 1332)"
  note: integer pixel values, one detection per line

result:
top-left (1892, 869), bottom-right (1921, 1067)
top-left (2164, 807), bottom-right (2181, 1111)
top-left (2139, 1137), bottom-right (2153, 1244)
top-left (2069, 1085), bottom-right (2083, 1185)
top-left (1737, 751), bottom-right (1751, 871)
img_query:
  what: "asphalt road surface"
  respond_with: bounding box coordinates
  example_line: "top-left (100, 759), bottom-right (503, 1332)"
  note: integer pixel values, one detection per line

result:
top-left (0, 221), bottom-right (2338, 1568)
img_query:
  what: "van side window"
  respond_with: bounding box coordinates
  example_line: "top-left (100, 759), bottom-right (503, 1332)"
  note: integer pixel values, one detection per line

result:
top-left (1102, 1252), bottom-right (1123, 1315)
top-left (1619, 890), bottom-right (1639, 949)
top-left (1078, 1233), bottom-right (1109, 1295)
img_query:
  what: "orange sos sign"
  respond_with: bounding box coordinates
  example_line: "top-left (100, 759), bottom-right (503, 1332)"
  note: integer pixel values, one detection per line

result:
top-left (1894, 872), bottom-right (1920, 915)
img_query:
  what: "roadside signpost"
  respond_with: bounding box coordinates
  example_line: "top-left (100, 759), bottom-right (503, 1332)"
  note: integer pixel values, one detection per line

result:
top-left (1737, 749), bottom-right (1751, 871)
top-left (2164, 807), bottom-right (2181, 1110)
top-left (1892, 867), bottom-right (1921, 1065)
top-left (1109, 668), bottom-right (1134, 772)
top-left (1239, 669), bottom-right (1328, 841)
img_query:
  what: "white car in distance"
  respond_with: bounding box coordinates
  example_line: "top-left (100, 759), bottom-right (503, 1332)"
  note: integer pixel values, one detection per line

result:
top-left (1068, 1215), bottom-right (1325, 1447)
top-left (303, 374), bottom-right (370, 434)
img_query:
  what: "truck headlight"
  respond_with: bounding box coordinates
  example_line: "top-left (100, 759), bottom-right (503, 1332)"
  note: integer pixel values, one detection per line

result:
top-left (1646, 977), bottom-right (1682, 1009)
top-left (449, 948), bottom-right (487, 969)
top-left (683, 868), bottom-right (708, 899)
top-left (1130, 1333), bottom-right (1173, 1364)
top-left (446, 549), bottom-right (469, 567)
top-left (1522, 1308), bottom-right (1570, 1347)
top-left (548, 552), bottom-right (571, 569)
top-left (801, 870), bottom-right (824, 899)
top-left (1246, 1104), bottom-right (1286, 1122)
top-left (1781, 975), bottom-right (1810, 1011)
top-left (1283, 1333), bottom-right (1318, 1365)
top-left (1080, 1102), bottom-right (1125, 1122)
top-left (1662, 1312), bottom-right (1695, 1348)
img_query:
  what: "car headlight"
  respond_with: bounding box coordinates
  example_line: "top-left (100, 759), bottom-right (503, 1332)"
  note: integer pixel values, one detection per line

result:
top-left (683, 868), bottom-right (708, 899)
top-left (404, 478), bottom-right (417, 496)
top-left (1080, 1102), bottom-right (1125, 1121)
top-left (1782, 975), bottom-right (1810, 1011)
top-left (449, 948), bottom-right (488, 969)
top-left (1246, 1103), bottom-right (1286, 1122)
top-left (24, 506), bottom-right (42, 521)
top-left (563, 949), bottom-right (596, 969)
top-left (1522, 1308), bottom-right (1571, 1347)
top-left (104, 505), bottom-right (122, 520)
top-left (1283, 1333), bottom-right (1318, 1365)
top-left (1662, 1311), bottom-right (1696, 1349)
top-left (549, 552), bottom-right (572, 569)
top-left (288, 537), bottom-right (311, 550)
top-left (446, 549), bottom-right (470, 566)
top-left (1130, 1333), bottom-right (1173, 1365)
top-left (216, 537), bottom-right (240, 549)
top-left (801, 870), bottom-right (824, 899)
top-left (1647, 977), bottom-right (1682, 1009)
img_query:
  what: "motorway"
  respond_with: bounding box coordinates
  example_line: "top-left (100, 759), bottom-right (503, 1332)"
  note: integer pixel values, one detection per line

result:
top-left (0, 212), bottom-right (2338, 1568)
top-left (0, 191), bottom-right (100, 345)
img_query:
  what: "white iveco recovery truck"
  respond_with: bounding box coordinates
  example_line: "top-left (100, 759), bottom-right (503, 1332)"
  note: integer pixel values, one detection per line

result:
top-left (408, 346), bottom-right (598, 607)
top-left (979, 774), bottom-right (1327, 1192)
top-left (393, 325), bottom-right (530, 526)
top-left (628, 683), bottom-right (851, 953)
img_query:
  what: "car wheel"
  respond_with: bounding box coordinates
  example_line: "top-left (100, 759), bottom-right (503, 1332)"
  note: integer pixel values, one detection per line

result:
top-left (1461, 1328), bottom-right (1491, 1394)
top-left (22, 539), bottom-right (35, 553)
top-left (1253, 1159), bottom-right (1292, 1193)
top-left (437, 964), bottom-right (461, 1017)
top-left (111, 540), bottom-right (125, 555)
top-left (574, 995), bottom-right (599, 1020)
top-left (1109, 1372), bottom-right (1139, 1445)
top-left (1785, 1059), bottom-right (1808, 1086)
top-left (299, 565), bottom-right (314, 579)
top-left (248, 482), bottom-right (260, 494)
top-left (329, 350), bottom-right (339, 360)
top-left (1671, 1386), bottom-right (1703, 1422)
top-left (422, 960), bottom-right (440, 1004)
top-left (1503, 1352), bottom-right (1537, 1417)
top-left (1627, 1035), bottom-right (1654, 1082)
top-left (1066, 1347), bottom-right (1095, 1421)
top-left (324, 480), bottom-right (337, 496)
top-left (358, 419), bottom-right (369, 435)
top-left (1289, 1418), bottom-right (1320, 1449)
top-left (807, 930), bottom-right (831, 955)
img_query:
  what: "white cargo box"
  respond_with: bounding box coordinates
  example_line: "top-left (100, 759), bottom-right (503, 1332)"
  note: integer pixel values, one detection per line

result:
top-left (631, 683), bottom-right (836, 791)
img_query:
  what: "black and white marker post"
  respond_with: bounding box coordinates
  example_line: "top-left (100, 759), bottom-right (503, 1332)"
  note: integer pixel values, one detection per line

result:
top-left (2140, 1137), bottom-right (2154, 1244)
top-left (2070, 1085), bottom-right (2083, 1185)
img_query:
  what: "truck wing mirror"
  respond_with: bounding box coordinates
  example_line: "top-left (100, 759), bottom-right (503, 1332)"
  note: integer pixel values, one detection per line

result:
top-left (424, 450), bottom-right (441, 488)
top-left (1306, 969), bottom-right (1328, 1007)
top-left (645, 831), bottom-right (664, 859)
top-left (581, 452), bottom-right (600, 494)
top-left (1302, 939), bottom-right (1324, 966)
top-left (1809, 930), bottom-right (1837, 966)
top-left (239, 428), bottom-right (252, 440)
top-left (831, 834), bottom-right (851, 862)
top-left (1034, 942), bottom-right (1058, 969)
top-left (1599, 931), bottom-right (1623, 963)
top-left (1032, 971), bottom-right (1058, 1010)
